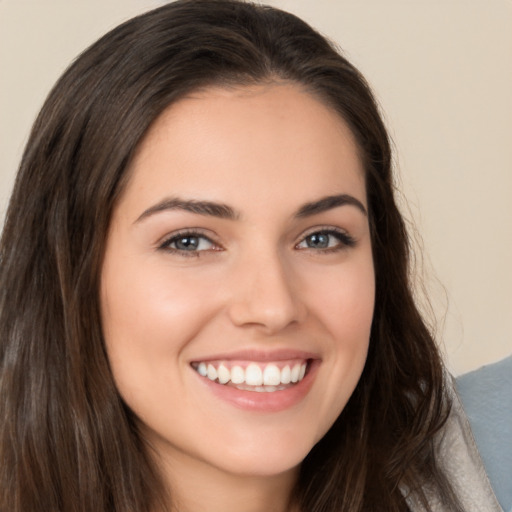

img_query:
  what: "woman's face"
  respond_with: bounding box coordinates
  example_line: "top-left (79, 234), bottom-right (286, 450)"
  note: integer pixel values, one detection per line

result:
top-left (100, 83), bottom-right (374, 480)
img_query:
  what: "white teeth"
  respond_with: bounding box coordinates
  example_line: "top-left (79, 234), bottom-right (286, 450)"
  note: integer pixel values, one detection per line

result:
top-left (207, 364), bottom-right (217, 381)
top-left (245, 363), bottom-right (263, 386)
top-left (217, 364), bottom-right (230, 384)
top-left (281, 365), bottom-right (291, 384)
top-left (196, 360), bottom-right (309, 389)
top-left (231, 365), bottom-right (245, 384)
top-left (197, 362), bottom-right (207, 377)
top-left (263, 364), bottom-right (281, 386)
top-left (290, 364), bottom-right (300, 383)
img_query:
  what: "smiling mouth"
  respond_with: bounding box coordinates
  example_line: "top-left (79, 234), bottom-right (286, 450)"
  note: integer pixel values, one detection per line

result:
top-left (191, 360), bottom-right (310, 392)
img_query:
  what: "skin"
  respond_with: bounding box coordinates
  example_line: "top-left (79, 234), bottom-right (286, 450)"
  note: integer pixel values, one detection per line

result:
top-left (100, 83), bottom-right (375, 512)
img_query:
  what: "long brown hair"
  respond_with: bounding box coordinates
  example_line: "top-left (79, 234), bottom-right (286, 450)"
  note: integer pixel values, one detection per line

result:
top-left (0, 1), bottom-right (460, 511)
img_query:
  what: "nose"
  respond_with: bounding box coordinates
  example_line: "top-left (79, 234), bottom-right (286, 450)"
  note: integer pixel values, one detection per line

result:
top-left (226, 249), bottom-right (306, 334)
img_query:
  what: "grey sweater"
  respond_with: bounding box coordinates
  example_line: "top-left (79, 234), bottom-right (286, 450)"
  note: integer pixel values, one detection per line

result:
top-left (405, 376), bottom-right (502, 512)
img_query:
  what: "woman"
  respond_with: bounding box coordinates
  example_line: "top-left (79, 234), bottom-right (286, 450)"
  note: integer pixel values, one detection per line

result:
top-left (0, 1), bottom-right (500, 511)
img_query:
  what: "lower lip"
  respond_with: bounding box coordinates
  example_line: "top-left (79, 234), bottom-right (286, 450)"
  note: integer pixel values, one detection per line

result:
top-left (194, 360), bottom-right (319, 412)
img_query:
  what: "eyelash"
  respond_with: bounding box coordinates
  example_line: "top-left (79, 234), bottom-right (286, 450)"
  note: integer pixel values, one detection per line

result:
top-left (158, 229), bottom-right (221, 258)
top-left (295, 228), bottom-right (356, 253)
top-left (158, 227), bottom-right (356, 257)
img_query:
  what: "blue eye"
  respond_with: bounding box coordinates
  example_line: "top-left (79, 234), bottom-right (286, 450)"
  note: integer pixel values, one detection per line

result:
top-left (160, 232), bottom-right (216, 253)
top-left (297, 229), bottom-right (355, 251)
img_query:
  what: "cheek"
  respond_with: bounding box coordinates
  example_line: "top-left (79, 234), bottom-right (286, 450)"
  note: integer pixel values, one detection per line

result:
top-left (102, 259), bottom-right (209, 341)
top-left (303, 254), bottom-right (375, 338)
top-left (100, 255), bottom-right (219, 394)
top-left (302, 257), bottom-right (374, 433)
top-left (329, 260), bottom-right (374, 369)
top-left (99, 260), bottom-right (220, 434)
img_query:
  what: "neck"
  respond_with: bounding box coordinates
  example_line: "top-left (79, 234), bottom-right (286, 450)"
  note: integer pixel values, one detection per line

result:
top-left (154, 447), bottom-right (300, 512)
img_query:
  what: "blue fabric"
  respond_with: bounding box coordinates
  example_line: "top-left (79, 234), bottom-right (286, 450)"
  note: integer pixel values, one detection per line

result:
top-left (456, 355), bottom-right (512, 512)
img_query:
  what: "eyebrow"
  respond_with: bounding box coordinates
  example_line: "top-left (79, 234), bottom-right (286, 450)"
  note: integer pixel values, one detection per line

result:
top-left (135, 197), bottom-right (239, 223)
top-left (135, 193), bottom-right (367, 223)
top-left (295, 194), bottom-right (368, 218)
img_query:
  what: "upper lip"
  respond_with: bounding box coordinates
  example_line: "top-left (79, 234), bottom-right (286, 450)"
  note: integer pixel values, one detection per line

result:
top-left (189, 348), bottom-right (320, 363)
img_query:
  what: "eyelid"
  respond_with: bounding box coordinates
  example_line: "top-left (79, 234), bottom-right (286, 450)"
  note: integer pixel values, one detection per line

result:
top-left (157, 228), bottom-right (223, 252)
top-left (294, 225), bottom-right (356, 250)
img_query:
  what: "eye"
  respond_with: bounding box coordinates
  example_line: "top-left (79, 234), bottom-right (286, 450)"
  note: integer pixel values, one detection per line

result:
top-left (296, 229), bottom-right (355, 251)
top-left (158, 230), bottom-right (219, 255)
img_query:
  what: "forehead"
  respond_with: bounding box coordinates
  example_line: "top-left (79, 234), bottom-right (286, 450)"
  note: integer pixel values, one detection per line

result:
top-left (122, 83), bottom-right (366, 216)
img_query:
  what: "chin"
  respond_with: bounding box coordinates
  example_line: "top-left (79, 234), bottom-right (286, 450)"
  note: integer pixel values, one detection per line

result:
top-left (205, 422), bottom-right (327, 478)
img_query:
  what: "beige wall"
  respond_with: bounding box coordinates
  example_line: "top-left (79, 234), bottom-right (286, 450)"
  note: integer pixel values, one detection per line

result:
top-left (1, 0), bottom-right (510, 375)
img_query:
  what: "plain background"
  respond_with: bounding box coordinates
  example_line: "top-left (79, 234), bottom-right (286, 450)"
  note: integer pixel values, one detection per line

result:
top-left (0, 0), bottom-right (510, 375)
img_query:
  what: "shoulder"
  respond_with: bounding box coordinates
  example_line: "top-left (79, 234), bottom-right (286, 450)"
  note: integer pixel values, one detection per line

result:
top-left (456, 356), bottom-right (512, 512)
top-left (406, 369), bottom-right (504, 512)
